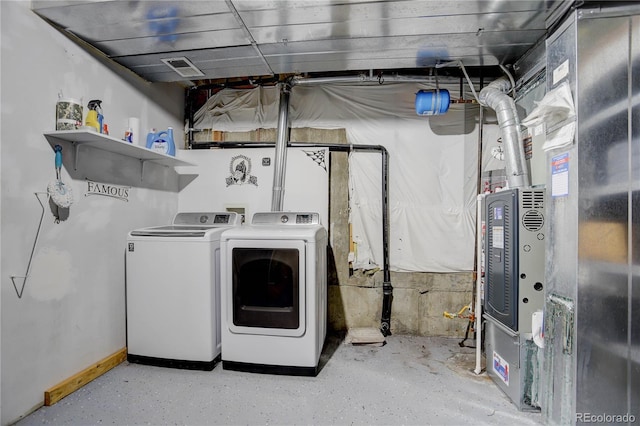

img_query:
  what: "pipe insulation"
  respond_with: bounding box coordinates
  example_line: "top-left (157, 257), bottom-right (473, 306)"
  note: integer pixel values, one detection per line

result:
top-left (271, 83), bottom-right (291, 211)
top-left (478, 77), bottom-right (530, 188)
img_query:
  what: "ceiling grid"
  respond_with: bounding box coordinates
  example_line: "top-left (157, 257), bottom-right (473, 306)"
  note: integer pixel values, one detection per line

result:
top-left (31, 0), bottom-right (569, 84)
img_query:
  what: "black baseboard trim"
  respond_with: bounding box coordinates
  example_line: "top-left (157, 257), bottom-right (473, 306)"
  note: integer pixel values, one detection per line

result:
top-left (222, 360), bottom-right (319, 377)
top-left (127, 353), bottom-right (220, 371)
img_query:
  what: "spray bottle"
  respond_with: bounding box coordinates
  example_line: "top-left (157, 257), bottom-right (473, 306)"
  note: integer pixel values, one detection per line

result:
top-left (85, 100), bottom-right (103, 132)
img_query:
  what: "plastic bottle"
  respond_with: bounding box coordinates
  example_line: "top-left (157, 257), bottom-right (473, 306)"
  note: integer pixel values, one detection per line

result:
top-left (146, 127), bottom-right (175, 156)
top-left (85, 100), bottom-right (102, 132)
top-left (145, 128), bottom-right (156, 148)
top-left (98, 111), bottom-right (104, 134)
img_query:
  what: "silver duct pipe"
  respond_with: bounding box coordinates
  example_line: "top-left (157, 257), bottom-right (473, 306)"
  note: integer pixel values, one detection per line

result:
top-left (271, 82), bottom-right (291, 211)
top-left (290, 73), bottom-right (463, 86)
top-left (291, 74), bottom-right (370, 86)
top-left (478, 76), bottom-right (530, 188)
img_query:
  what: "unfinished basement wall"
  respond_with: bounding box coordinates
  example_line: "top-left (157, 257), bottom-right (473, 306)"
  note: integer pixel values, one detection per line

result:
top-left (1, 2), bottom-right (185, 424)
top-left (198, 128), bottom-right (474, 337)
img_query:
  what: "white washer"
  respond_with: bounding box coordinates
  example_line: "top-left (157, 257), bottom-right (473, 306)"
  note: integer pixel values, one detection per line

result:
top-left (220, 212), bottom-right (327, 376)
top-left (126, 212), bottom-right (241, 371)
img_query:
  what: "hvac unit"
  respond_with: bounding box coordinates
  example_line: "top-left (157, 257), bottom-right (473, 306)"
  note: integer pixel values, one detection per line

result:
top-left (484, 187), bottom-right (546, 411)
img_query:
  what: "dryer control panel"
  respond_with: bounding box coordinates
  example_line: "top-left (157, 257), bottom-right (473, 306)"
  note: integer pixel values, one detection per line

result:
top-left (252, 212), bottom-right (321, 226)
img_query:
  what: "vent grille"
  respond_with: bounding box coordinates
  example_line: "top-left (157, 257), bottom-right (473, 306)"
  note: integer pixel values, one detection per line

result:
top-left (521, 190), bottom-right (544, 209)
top-left (522, 210), bottom-right (544, 232)
top-left (503, 203), bottom-right (512, 313)
top-left (161, 57), bottom-right (204, 78)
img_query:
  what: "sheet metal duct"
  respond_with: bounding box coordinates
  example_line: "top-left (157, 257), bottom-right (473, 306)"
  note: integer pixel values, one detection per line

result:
top-left (478, 77), bottom-right (530, 188)
top-left (271, 83), bottom-right (291, 211)
top-left (30, 1), bottom-right (568, 84)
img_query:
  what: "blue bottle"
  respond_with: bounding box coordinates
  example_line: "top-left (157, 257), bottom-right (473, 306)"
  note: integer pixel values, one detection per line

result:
top-left (146, 127), bottom-right (175, 156)
top-left (98, 111), bottom-right (104, 134)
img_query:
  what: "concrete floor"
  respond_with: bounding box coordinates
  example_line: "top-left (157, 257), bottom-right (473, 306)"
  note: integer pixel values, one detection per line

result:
top-left (17, 334), bottom-right (542, 425)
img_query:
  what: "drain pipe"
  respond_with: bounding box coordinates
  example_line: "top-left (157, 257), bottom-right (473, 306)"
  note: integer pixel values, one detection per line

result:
top-left (477, 76), bottom-right (530, 188)
top-left (271, 82), bottom-right (291, 211)
top-left (379, 148), bottom-right (392, 336)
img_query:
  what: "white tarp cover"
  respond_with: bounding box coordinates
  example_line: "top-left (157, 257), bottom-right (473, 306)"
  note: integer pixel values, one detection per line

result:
top-left (193, 84), bottom-right (477, 272)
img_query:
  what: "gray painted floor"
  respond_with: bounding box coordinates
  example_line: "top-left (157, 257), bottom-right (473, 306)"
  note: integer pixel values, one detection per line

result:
top-left (17, 334), bottom-right (542, 425)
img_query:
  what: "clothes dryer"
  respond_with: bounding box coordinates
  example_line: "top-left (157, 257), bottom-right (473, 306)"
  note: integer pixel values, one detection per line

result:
top-left (126, 212), bottom-right (241, 370)
top-left (220, 212), bottom-right (327, 376)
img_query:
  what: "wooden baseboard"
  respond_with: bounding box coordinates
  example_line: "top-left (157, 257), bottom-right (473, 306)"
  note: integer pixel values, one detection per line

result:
top-left (44, 347), bottom-right (127, 406)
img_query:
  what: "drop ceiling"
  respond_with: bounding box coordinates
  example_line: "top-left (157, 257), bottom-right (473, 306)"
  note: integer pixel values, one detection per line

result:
top-left (31, 0), bottom-right (573, 86)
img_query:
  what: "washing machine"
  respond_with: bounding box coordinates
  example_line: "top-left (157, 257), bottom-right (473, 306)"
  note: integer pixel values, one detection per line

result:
top-left (126, 211), bottom-right (241, 371)
top-left (220, 211), bottom-right (328, 376)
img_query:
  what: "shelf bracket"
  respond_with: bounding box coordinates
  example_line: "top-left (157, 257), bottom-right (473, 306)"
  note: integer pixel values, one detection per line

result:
top-left (140, 159), bottom-right (147, 181)
top-left (73, 142), bottom-right (80, 171)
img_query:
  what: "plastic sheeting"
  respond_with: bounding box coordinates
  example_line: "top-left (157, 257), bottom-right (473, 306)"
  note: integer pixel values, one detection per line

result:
top-left (521, 81), bottom-right (576, 152)
top-left (193, 83), bottom-right (478, 272)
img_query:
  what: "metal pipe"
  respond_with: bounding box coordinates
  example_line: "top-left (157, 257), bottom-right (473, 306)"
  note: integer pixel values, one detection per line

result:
top-left (380, 147), bottom-right (393, 336)
top-left (499, 64), bottom-right (517, 98)
top-left (435, 60), bottom-right (479, 102)
top-left (187, 88), bottom-right (196, 145)
top-left (478, 76), bottom-right (530, 188)
top-left (474, 193), bottom-right (485, 375)
top-left (290, 73), bottom-right (464, 87)
top-left (195, 141), bottom-right (384, 153)
top-left (271, 83), bottom-right (291, 211)
top-left (291, 74), bottom-right (369, 86)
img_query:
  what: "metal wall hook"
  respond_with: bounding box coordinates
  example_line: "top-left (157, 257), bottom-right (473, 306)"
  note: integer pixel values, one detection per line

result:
top-left (10, 192), bottom-right (49, 299)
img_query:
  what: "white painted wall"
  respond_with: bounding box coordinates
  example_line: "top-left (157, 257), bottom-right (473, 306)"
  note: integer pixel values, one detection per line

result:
top-left (177, 148), bottom-right (329, 227)
top-left (1, 2), bottom-right (185, 424)
top-left (0, 2), bottom-right (3, 421)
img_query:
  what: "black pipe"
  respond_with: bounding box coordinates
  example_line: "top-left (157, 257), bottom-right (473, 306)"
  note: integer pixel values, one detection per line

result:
top-left (193, 140), bottom-right (393, 336)
top-left (186, 88), bottom-right (196, 146)
top-left (380, 147), bottom-right (393, 336)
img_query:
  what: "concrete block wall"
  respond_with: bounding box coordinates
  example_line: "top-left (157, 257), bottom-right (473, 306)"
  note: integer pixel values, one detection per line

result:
top-left (330, 270), bottom-right (474, 337)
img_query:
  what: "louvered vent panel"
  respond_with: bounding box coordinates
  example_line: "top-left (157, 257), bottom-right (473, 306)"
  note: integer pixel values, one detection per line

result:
top-left (503, 203), bottom-right (512, 314)
top-left (522, 190), bottom-right (545, 209)
top-left (486, 201), bottom-right (504, 312)
top-left (523, 210), bottom-right (545, 232)
top-left (487, 205), bottom-right (496, 306)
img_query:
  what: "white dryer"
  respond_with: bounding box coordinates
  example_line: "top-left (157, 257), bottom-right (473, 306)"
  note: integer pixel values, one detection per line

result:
top-left (220, 212), bottom-right (327, 376)
top-left (126, 212), bottom-right (241, 371)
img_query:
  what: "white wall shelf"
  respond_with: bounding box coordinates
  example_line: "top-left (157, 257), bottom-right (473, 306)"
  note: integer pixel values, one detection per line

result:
top-left (44, 130), bottom-right (195, 173)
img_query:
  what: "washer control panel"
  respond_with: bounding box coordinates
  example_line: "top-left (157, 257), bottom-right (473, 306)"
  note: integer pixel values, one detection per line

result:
top-left (173, 212), bottom-right (240, 226)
